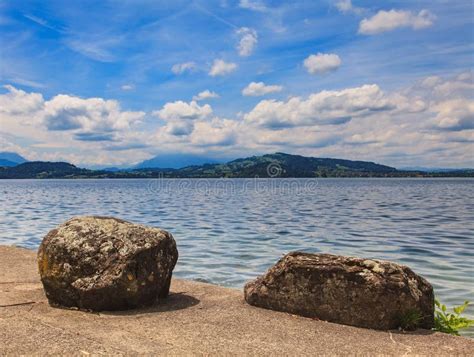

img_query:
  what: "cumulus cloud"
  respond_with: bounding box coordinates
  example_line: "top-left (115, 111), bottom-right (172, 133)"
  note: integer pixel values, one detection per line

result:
top-left (242, 82), bottom-right (283, 96)
top-left (432, 73), bottom-right (474, 98)
top-left (121, 84), bottom-right (134, 91)
top-left (431, 99), bottom-right (474, 131)
top-left (153, 100), bottom-right (213, 136)
top-left (190, 119), bottom-right (238, 147)
top-left (171, 61), bottom-right (197, 74)
top-left (0, 86), bottom-right (149, 165)
top-left (193, 90), bottom-right (220, 101)
top-left (0, 85), bottom-right (145, 141)
top-left (236, 27), bottom-right (258, 56)
top-left (244, 84), bottom-right (399, 128)
top-left (43, 95), bottom-right (144, 135)
top-left (209, 59), bottom-right (238, 76)
top-left (0, 85), bottom-right (44, 116)
top-left (303, 53), bottom-right (341, 75)
top-left (359, 9), bottom-right (436, 35)
top-left (2, 73), bottom-right (473, 168)
top-left (153, 100), bottom-right (212, 121)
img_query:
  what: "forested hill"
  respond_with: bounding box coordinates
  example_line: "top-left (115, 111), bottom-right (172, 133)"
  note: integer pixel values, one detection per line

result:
top-left (0, 153), bottom-right (473, 178)
top-left (189, 152), bottom-right (398, 178)
top-left (0, 162), bottom-right (99, 179)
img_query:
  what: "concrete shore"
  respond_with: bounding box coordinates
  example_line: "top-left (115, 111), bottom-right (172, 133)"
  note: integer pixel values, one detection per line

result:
top-left (1, 245), bottom-right (473, 355)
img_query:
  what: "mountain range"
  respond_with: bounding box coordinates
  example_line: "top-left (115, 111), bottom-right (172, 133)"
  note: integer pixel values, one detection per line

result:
top-left (0, 152), bottom-right (472, 179)
top-left (132, 153), bottom-right (222, 169)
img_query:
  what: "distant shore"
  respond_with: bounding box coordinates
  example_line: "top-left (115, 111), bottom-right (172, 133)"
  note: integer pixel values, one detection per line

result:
top-left (1, 153), bottom-right (473, 179)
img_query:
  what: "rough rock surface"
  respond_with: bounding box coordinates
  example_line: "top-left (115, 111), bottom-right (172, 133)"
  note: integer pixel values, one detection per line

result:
top-left (38, 216), bottom-right (178, 311)
top-left (244, 252), bottom-right (434, 330)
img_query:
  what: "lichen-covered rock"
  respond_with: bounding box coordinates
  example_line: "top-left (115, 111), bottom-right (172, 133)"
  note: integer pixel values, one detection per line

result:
top-left (38, 216), bottom-right (178, 311)
top-left (244, 252), bottom-right (434, 330)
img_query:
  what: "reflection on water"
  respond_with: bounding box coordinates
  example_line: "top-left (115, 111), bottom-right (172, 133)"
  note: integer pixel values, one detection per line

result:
top-left (1, 178), bottom-right (473, 334)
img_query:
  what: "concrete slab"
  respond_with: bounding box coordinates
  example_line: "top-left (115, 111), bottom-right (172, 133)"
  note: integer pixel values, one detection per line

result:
top-left (1, 245), bottom-right (473, 355)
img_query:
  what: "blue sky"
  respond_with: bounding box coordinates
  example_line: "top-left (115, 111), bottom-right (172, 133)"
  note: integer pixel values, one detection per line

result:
top-left (0, 0), bottom-right (473, 167)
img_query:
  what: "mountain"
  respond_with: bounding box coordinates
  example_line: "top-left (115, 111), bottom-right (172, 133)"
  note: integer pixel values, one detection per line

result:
top-left (0, 152), bottom-right (27, 166)
top-left (133, 153), bottom-right (222, 169)
top-left (0, 159), bottom-right (19, 167)
top-left (1, 153), bottom-right (473, 179)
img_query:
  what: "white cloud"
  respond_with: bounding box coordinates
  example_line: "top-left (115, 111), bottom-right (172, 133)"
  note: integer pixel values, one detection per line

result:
top-left (0, 86), bottom-right (149, 165)
top-left (121, 84), bottom-right (134, 91)
top-left (431, 99), bottom-right (474, 131)
top-left (335, 0), bottom-right (364, 15)
top-left (239, 0), bottom-right (267, 12)
top-left (0, 85), bottom-right (145, 141)
top-left (432, 73), bottom-right (474, 97)
top-left (43, 95), bottom-right (145, 135)
top-left (244, 84), bottom-right (402, 128)
top-left (303, 53), bottom-right (341, 75)
top-left (193, 90), bottom-right (220, 101)
top-left (0, 85), bottom-right (44, 116)
top-left (359, 9), bottom-right (436, 35)
top-left (153, 100), bottom-right (212, 121)
top-left (209, 59), bottom-right (237, 76)
top-left (242, 82), bottom-right (283, 96)
top-left (420, 76), bottom-right (442, 88)
top-left (153, 100), bottom-right (213, 136)
top-left (2, 73), bottom-right (473, 168)
top-left (190, 119), bottom-right (238, 147)
top-left (236, 27), bottom-right (258, 56)
top-left (171, 61), bottom-right (197, 74)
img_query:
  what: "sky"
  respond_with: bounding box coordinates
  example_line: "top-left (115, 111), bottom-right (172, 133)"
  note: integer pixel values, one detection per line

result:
top-left (0, 0), bottom-right (473, 168)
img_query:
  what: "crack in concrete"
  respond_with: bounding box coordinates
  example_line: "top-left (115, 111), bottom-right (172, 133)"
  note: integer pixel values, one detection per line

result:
top-left (389, 331), bottom-right (413, 356)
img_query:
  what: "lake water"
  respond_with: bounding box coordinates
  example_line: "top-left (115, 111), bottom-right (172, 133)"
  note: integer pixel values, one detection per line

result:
top-left (1, 178), bottom-right (473, 333)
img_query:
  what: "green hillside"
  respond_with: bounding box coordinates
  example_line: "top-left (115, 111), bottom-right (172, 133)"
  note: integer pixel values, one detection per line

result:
top-left (0, 154), bottom-right (472, 179)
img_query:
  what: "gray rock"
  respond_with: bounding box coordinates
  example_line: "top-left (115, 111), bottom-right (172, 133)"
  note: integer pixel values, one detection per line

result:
top-left (244, 252), bottom-right (434, 330)
top-left (38, 216), bottom-right (178, 311)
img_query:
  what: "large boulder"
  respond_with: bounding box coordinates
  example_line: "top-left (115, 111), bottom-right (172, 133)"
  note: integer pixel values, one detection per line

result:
top-left (38, 216), bottom-right (178, 311)
top-left (244, 252), bottom-right (434, 330)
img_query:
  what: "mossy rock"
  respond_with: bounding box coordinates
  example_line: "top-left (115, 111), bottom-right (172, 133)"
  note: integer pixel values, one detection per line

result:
top-left (38, 216), bottom-right (178, 311)
top-left (244, 252), bottom-right (434, 330)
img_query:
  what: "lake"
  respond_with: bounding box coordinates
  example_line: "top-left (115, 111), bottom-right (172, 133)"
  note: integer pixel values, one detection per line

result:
top-left (1, 178), bottom-right (473, 330)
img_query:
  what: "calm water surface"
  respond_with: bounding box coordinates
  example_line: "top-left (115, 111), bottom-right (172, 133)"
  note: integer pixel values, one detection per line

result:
top-left (1, 178), bottom-right (473, 332)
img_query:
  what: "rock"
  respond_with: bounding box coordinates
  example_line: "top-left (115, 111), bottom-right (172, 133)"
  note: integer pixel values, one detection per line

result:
top-left (38, 216), bottom-right (178, 311)
top-left (244, 252), bottom-right (434, 330)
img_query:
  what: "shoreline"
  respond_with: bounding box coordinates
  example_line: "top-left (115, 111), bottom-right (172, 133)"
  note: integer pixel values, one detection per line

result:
top-left (1, 245), bottom-right (473, 355)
